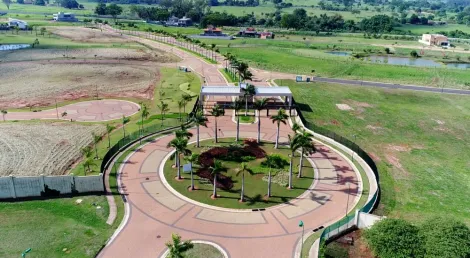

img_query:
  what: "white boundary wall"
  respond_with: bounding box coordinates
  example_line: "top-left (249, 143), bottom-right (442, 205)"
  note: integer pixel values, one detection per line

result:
top-left (0, 174), bottom-right (103, 199)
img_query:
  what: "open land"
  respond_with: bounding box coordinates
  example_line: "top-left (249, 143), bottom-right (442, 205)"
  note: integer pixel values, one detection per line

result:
top-left (284, 80), bottom-right (470, 224)
top-left (0, 122), bottom-right (105, 176)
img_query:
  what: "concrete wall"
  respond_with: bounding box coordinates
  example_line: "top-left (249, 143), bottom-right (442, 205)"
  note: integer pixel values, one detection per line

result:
top-left (0, 174), bottom-right (104, 200)
top-left (357, 212), bottom-right (384, 229)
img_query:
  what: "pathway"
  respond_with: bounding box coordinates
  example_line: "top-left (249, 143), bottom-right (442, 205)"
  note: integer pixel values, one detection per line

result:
top-left (98, 114), bottom-right (360, 258)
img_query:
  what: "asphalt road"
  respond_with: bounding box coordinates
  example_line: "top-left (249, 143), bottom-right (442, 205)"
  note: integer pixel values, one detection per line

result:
top-left (311, 77), bottom-right (470, 95)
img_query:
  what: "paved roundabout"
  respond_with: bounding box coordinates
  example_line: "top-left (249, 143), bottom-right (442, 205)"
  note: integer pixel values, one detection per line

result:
top-left (99, 114), bottom-right (361, 258)
top-left (6, 99), bottom-right (140, 122)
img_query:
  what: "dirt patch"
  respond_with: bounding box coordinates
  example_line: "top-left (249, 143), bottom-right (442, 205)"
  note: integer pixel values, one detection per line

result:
top-left (0, 62), bottom-right (159, 108)
top-left (0, 122), bottom-right (105, 176)
top-left (51, 26), bottom-right (132, 43)
top-left (368, 152), bottom-right (381, 162)
top-left (347, 100), bottom-right (374, 108)
top-left (366, 124), bottom-right (384, 134)
top-left (433, 119), bottom-right (445, 125)
top-left (336, 103), bottom-right (354, 111)
top-left (387, 144), bottom-right (411, 152)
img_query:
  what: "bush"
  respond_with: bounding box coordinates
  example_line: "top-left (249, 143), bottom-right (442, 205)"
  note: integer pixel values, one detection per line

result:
top-left (261, 154), bottom-right (289, 169)
top-left (364, 218), bottom-right (424, 258)
top-left (419, 217), bottom-right (470, 258)
top-left (324, 242), bottom-right (348, 258)
top-left (384, 47), bottom-right (391, 54)
top-left (410, 50), bottom-right (419, 58)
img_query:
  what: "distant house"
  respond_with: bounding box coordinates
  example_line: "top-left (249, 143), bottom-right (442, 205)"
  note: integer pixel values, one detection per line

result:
top-left (53, 12), bottom-right (78, 22)
top-left (190, 26), bottom-right (233, 40)
top-left (178, 16), bottom-right (192, 27)
top-left (8, 18), bottom-right (28, 29)
top-left (238, 27), bottom-right (274, 39)
top-left (419, 34), bottom-right (449, 48)
top-left (166, 16), bottom-right (179, 26)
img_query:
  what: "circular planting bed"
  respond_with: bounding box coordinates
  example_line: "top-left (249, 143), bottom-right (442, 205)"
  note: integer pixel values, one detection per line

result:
top-left (164, 243), bottom-right (225, 258)
top-left (163, 138), bottom-right (315, 209)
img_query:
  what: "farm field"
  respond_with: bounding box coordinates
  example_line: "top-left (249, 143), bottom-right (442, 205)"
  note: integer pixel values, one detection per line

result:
top-left (0, 195), bottom-right (114, 258)
top-left (396, 24), bottom-right (470, 35)
top-left (0, 122), bottom-right (105, 176)
top-left (284, 80), bottom-right (470, 224)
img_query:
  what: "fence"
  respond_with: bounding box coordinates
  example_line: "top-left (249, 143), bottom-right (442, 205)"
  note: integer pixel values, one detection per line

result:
top-left (0, 174), bottom-right (103, 200)
top-left (294, 99), bottom-right (380, 250)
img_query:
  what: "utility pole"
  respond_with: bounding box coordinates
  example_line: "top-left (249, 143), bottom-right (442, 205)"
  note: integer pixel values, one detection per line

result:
top-left (299, 221), bottom-right (305, 258)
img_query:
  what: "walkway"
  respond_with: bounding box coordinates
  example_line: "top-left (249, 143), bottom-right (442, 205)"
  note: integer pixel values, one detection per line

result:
top-left (98, 114), bottom-right (360, 258)
top-left (5, 100), bottom-right (140, 122)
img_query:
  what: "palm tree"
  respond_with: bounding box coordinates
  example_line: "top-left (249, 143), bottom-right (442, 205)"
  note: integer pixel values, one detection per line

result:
top-left (296, 129), bottom-right (316, 178)
top-left (223, 52), bottom-right (232, 70)
top-left (210, 104), bottom-right (225, 143)
top-left (270, 108), bottom-right (289, 149)
top-left (106, 124), bottom-right (115, 148)
top-left (236, 162), bottom-right (252, 202)
top-left (177, 98), bottom-right (185, 122)
top-left (184, 153), bottom-right (199, 191)
top-left (253, 98), bottom-right (268, 143)
top-left (157, 101), bottom-right (169, 126)
top-left (1, 110), bottom-right (7, 121)
top-left (165, 233), bottom-right (194, 258)
top-left (235, 62), bottom-right (251, 84)
top-left (243, 84), bottom-right (256, 116)
top-left (232, 98), bottom-right (243, 142)
top-left (182, 93), bottom-right (192, 117)
top-left (140, 103), bottom-right (150, 132)
top-left (240, 69), bottom-right (253, 85)
top-left (287, 134), bottom-right (301, 189)
top-left (91, 132), bottom-right (101, 159)
top-left (167, 137), bottom-right (191, 180)
top-left (80, 146), bottom-right (93, 159)
top-left (193, 111), bottom-right (208, 147)
top-left (83, 158), bottom-right (94, 175)
top-left (122, 115), bottom-right (130, 138)
top-left (210, 159), bottom-right (226, 199)
top-left (175, 124), bottom-right (193, 140)
top-left (61, 111), bottom-right (67, 118)
top-left (291, 122), bottom-right (301, 133)
top-left (263, 155), bottom-right (277, 197)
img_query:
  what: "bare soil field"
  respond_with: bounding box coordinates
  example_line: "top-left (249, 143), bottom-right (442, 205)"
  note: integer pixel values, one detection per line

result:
top-left (0, 62), bottom-right (159, 108)
top-left (50, 26), bottom-right (132, 43)
top-left (0, 47), bottom-right (178, 63)
top-left (0, 122), bottom-right (105, 176)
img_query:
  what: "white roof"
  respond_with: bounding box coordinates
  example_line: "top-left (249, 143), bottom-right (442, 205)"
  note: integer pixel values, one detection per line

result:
top-left (200, 86), bottom-right (241, 96)
top-left (255, 87), bottom-right (292, 96)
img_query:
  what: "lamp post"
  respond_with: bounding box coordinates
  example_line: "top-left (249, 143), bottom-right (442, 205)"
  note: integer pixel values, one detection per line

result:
top-left (299, 220), bottom-right (304, 258)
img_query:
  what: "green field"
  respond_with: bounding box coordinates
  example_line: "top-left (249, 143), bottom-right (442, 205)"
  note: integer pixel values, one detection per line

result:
top-left (0, 196), bottom-right (114, 258)
top-left (284, 80), bottom-right (470, 224)
top-left (396, 24), bottom-right (470, 35)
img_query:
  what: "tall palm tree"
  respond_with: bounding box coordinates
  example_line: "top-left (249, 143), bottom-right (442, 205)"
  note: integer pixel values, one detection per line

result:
top-left (287, 134), bottom-right (301, 189)
top-left (243, 84), bottom-right (256, 116)
top-left (184, 153), bottom-right (199, 191)
top-left (270, 108), bottom-right (289, 149)
top-left (240, 69), bottom-right (253, 85)
top-left (253, 98), bottom-right (268, 143)
top-left (1, 110), bottom-right (7, 121)
top-left (236, 162), bottom-right (252, 202)
top-left (122, 115), bottom-right (130, 138)
top-left (140, 103), bottom-right (150, 133)
top-left (177, 98), bottom-right (185, 122)
top-left (223, 52), bottom-right (232, 70)
top-left (210, 104), bottom-right (225, 143)
top-left (291, 122), bottom-right (301, 133)
top-left (232, 98), bottom-right (243, 142)
top-left (83, 158), bottom-right (94, 175)
top-left (175, 124), bottom-right (193, 140)
top-left (193, 111), bottom-right (208, 147)
top-left (167, 137), bottom-right (191, 180)
top-left (165, 233), bottom-right (194, 258)
top-left (210, 159), bottom-right (226, 198)
top-left (182, 93), bottom-right (192, 117)
top-left (296, 129), bottom-right (316, 178)
top-left (264, 155), bottom-right (277, 197)
top-left (91, 132), bottom-right (101, 159)
top-left (80, 146), bottom-right (93, 159)
top-left (235, 62), bottom-right (251, 84)
top-left (157, 101), bottom-right (169, 126)
top-left (106, 124), bottom-right (115, 148)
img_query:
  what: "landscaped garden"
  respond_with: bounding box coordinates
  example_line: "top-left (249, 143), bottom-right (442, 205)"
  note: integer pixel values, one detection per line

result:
top-left (164, 138), bottom-right (315, 209)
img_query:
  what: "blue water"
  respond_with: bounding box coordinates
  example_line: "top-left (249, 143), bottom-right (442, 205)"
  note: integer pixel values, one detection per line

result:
top-left (325, 51), bottom-right (350, 56)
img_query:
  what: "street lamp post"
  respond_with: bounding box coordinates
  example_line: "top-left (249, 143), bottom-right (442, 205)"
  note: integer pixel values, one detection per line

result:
top-left (299, 220), bottom-right (304, 258)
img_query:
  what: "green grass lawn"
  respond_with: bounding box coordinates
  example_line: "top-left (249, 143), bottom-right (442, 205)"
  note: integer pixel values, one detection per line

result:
top-left (0, 196), bottom-right (113, 258)
top-left (169, 243), bottom-right (223, 258)
top-left (396, 24), bottom-right (470, 35)
top-left (283, 79), bottom-right (470, 224)
top-left (239, 114), bottom-right (255, 123)
top-left (164, 138), bottom-right (315, 209)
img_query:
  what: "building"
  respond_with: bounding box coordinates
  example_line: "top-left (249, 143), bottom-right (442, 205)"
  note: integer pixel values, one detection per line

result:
top-left (166, 16), bottom-right (179, 26)
top-left (178, 16), bottom-right (192, 27)
top-left (8, 18), bottom-right (28, 29)
top-left (237, 28), bottom-right (275, 39)
top-left (419, 34), bottom-right (449, 48)
top-left (53, 12), bottom-right (78, 22)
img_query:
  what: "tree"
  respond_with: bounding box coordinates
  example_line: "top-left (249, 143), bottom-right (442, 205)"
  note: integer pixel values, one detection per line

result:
top-left (364, 218), bottom-right (424, 258)
top-left (1, 110), bottom-right (7, 121)
top-left (232, 98), bottom-right (243, 142)
top-left (140, 103), bottom-right (149, 133)
top-left (253, 98), bottom-right (267, 143)
top-left (184, 153), bottom-right (199, 191)
top-left (157, 101), bottom-right (169, 126)
top-left (40, 27), bottom-right (47, 36)
top-left (83, 158), bottom-right (94, 175)
top-left (106, 3), bottom-right (123, 22)
top-left (192, 111), bottom-right (208, 147)
top-left (410, 50), bottom-right (419, 58)
top-left (61, 111), bottom-right (67, 118)
top-left (106, 124), bottom-right (115, 148)
top-left (223, 52), bottom-right (232, 70)
top-left (2, 0), bottom-right (11, 10)
top-left (234, 62), bottom-right (251, 84)
top-left (287, 134), bottom-right (301, 189)
top-left (242, 84), bottom-right (256, 116)
top-left (236, 162), bottom-right (252, 202)
top-left (181, 93), bottom-right (192, 116)
top-left (167, 137), bottom-right (191, 180)
top-left (80, 146), bottom-right (93, 159)
top-left (165, 233), bottom-right (194, 258)
top-left (210, 104), bottom-right (225, 143)
top-left (91, 132), bottom-right (101, 159)
top-left (59, 0), bottom-right (78, 9)
top-left (419, 217), bottom-right (470, 258)
top-left (295, 129), bottom-right (315, 178)
top-left (175, 124), bottom-right (193, 140)
top-left (263, 154), bottom-right (278, 197)
top-left (209, 159), bottom-right (226, 198)
top-left (177, 99), bottom-right (185, 122)
top-left (95, 3), bottom-right (107, 15)
top-left (122, 115), bottom-right (130, 138)
top-left (270, 108), bottom-right (288, 149)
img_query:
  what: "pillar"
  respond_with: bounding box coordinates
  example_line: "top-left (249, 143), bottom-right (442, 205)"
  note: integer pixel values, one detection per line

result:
top-left (9, 175), bottom-right (16, 199)
top-left (40, 174), bottom-right (46, 193)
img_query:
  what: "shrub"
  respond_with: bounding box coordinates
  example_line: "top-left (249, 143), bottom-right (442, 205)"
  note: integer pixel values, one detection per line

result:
top-left (197, 168), bottom-right (233, 190)
top-left (410, 50), bottom-right (419, 58)
top-left (262, 171), bottom-right (288, 186)
top-left (364, 218), bottom-right (424, 258)
top-left (384, 47), bottom-right (391, 54)
top-left (419, 217), bottom-right (470, 258)
top-left (261, 154), bottom-right (289, 169)
top-left (324, 242), bottom-right (348, 258)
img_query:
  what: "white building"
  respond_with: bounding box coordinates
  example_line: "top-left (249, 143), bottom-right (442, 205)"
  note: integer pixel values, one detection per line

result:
top-left (419, 34), bottom-right (449, 48)
top-left (8, 18), bottom-right (28, 29)
top-left (53, 12), bottom-right (78, 22)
